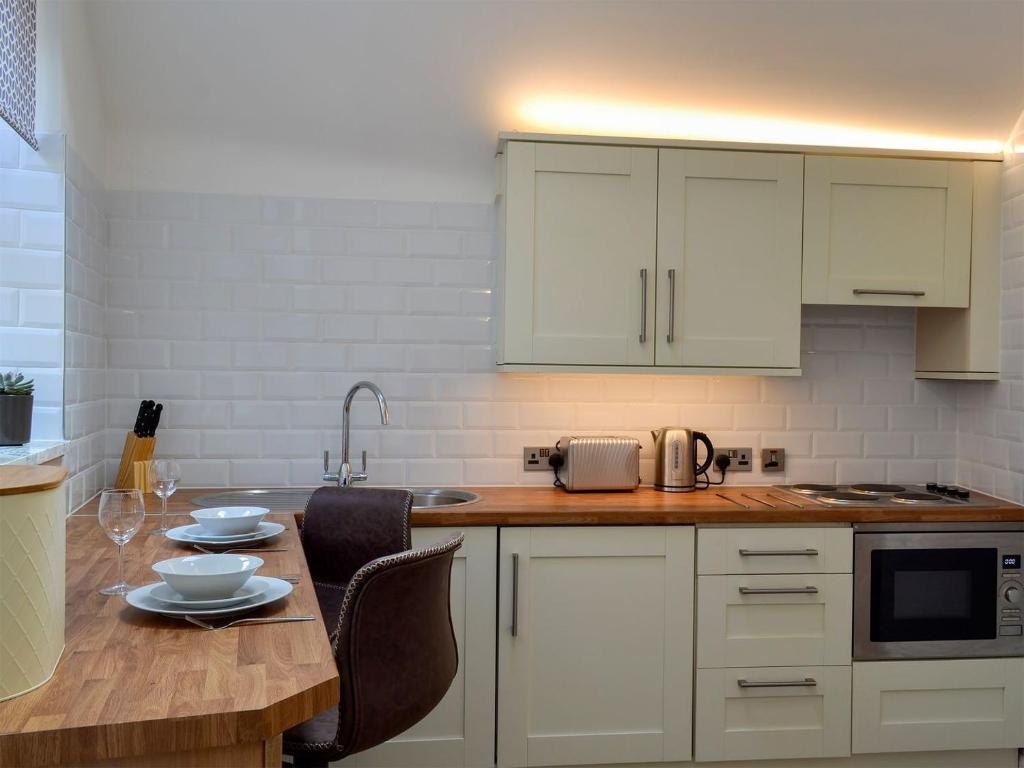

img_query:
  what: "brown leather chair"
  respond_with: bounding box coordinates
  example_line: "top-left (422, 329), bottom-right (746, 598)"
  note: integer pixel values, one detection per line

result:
top-left (285, 488), bottom-right (463, 767)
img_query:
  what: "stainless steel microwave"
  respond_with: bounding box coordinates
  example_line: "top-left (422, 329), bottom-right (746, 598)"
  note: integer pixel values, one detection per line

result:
top-left (853, 523), bottom-right (1024, 660)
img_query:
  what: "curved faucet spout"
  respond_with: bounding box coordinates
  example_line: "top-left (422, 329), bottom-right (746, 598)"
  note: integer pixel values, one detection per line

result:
top-left (329, 381), bottom-right (390, 487)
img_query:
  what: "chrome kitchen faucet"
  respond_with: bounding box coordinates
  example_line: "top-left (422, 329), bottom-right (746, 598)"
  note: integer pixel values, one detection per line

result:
top-left (323, 381), bottom-right (390, 487)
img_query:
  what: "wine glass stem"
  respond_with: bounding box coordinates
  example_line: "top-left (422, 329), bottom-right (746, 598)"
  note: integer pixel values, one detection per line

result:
top-left (117, 542), bottom-right (125, 588)
top-left (161, 495), bottom-right (167, 531)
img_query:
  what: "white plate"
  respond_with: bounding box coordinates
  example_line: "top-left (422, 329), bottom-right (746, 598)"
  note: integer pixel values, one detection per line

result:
top-left (176, 521), bottom-right (278, 541)
top-left (126, 576), bottom-right (293, 618)
top-left (149, 579), bottom-right (268, 608)
top-left (165, 521), bottom-right (286, 546)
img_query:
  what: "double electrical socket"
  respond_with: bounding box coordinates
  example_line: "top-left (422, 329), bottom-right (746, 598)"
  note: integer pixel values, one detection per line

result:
top-left (713, 447), bottom-right (786, 472)
top-left (523, 446), bottom-right (556, 471)
top-left (715, 447), bottom-right (753, 472)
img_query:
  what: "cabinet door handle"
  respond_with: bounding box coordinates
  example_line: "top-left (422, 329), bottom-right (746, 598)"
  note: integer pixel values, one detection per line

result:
top-left (738, 678), bottom-right (817, 689)
top-left (738, 548), bottom-right (819, 557)
top-left (666, 268), bottom-right (676, 344)
top-left (511, 553), bottom-right (519, 637)
top-left (738, 586), bottom-right (819, 595)
top-left (852, 288), bottom-right (926, 297)
top-left (639, 268), bottom-right (648, 343)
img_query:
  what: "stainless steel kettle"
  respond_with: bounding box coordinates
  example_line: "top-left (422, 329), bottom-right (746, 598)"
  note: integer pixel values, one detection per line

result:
top-left (650, 428), bottom-right (715, 492)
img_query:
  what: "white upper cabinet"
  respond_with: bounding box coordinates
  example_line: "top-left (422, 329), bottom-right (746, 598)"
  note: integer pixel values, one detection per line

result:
top-left (500, 142), bottom-right (658, 366)
top-left (802, 156), bottom-right (973, 307)
top-left (497, 136), bottom-right (999, 378)
top-left (656, 149), bottom-right (803, 370)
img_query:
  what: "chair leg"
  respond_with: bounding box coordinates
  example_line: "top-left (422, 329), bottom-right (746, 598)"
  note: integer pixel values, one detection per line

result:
top-left (287, 754), bottom-right (330, 768)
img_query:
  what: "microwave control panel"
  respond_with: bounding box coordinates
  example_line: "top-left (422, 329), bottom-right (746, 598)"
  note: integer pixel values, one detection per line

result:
top-left (1000, 554), bottom-right (1022, 636)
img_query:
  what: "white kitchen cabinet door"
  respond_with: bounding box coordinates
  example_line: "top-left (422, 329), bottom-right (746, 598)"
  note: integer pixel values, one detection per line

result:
top-left (501, 142), bottom-right (658, 366)
top-left (341, 527), bottom-right (497, 768)
top-left (697, 573), bottom-right (852, 668)
top-left (656, 149), bottom-right (803, 369)
top-left (852, 659), bottom-right (1024, 754)
top-left (694, 666), bottom-right (852, 762)
top-left (497, 526), bottom-right (694, 767)
top-left (803, 156), bottom-right (973, 307)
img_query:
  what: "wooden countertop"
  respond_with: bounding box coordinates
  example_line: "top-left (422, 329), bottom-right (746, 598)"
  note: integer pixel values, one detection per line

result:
top-left (76, 486), bottom-right (1024, 527)
top-left (0, 513), bottom-right (339, 768)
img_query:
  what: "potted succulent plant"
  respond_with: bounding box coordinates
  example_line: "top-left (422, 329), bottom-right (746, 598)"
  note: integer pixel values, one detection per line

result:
top-left (0, 372), bottom-right (35, 446)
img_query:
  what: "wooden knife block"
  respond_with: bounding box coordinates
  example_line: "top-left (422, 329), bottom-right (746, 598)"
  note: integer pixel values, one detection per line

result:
top-left (114, 433), bottom-right (156, 490)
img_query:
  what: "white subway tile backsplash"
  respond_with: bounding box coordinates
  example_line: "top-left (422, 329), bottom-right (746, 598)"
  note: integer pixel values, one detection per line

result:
top-left (1, 247), bottom-right (63, 288)
top-left (321, 199), bottom-right (377, 227)
top-left (233, 225), bottom-right (292, 253)
top-left (92, 186), bottom-right (971, 489)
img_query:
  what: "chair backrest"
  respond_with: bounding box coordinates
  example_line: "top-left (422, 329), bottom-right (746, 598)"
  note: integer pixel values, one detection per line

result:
top-left (329, 532), bottom-right (464, 759)
top-left (301, 487), bottom-right (413, 585)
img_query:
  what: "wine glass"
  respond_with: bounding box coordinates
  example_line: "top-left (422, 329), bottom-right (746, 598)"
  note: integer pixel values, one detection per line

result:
top-left (149, 459), bottom-right (181, 535)
top-left (98, 489), bottom-right (145, 596)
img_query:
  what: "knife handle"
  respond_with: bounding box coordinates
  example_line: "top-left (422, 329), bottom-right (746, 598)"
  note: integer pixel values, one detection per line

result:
top-left (132, 400), bottom-right (147, 436)
top-left (148, 403), bottom-right (163, 436)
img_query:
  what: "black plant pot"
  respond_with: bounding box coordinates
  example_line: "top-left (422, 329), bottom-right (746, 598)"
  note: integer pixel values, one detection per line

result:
top-left (0, 395), bottom-right (33, 445)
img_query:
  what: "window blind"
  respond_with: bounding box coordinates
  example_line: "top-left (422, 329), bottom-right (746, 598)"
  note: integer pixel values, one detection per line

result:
top-left (0, 0), bottom-right (37, 149)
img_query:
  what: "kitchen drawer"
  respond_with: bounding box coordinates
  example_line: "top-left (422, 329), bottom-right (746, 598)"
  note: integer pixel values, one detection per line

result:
top-left (697, 527), bottom-right (851, 575)
top-left (697, 574), bottom-right (852, 668)
top-left (852, 659), bottom-right (1024, 754)
top-left (694, 666), bottom-right (852, 762)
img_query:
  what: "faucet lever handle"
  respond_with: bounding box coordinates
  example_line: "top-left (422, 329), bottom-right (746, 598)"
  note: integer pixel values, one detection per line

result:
top-left (324, 449), bottom-right (330, 474)
top-left (361, 450), bottom-right (367, 473)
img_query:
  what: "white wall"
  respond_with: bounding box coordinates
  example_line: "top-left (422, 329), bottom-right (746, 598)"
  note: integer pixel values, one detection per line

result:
top-left (0, 123), bottom-right (65, 441)
top-left (957, 108), bottom-right (1024, 502)
top-left (63, 144), bottom-right (108, 509)
top-left (36, 0), bottom-right (107, 184)
top-left (86, 0), bottom-right (1023, 201)
top-left (102, 188), bottom-right (958, 489)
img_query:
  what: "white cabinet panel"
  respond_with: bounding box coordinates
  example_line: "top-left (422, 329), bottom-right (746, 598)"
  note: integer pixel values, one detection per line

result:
top-left (697, 574), bottom-right (852, 668)
top-left (501, 141), bottom-right (658, 366)
top-left (852, 659), bottom-right (1024, 754)
top-left (695, 666), bottom-right (852, 762)
top-left (497, 526), bottom-right (694, 767)
top-left (803, 156), bottom-right (972, 307)
top-left (697, 527), bottom-right (852, 575)
top-left (656, 149), bottom-right (802, 369)
top-left (341, 527), bottom-right (497, 768)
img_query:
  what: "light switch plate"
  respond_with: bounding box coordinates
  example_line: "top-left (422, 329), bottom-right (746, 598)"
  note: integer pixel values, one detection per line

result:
top-left (761, 447), bottom-right (786, 472)
top-left (715, 447), bottom-right (753, 472)
top-left (523, 446), bottom-right (556, 471)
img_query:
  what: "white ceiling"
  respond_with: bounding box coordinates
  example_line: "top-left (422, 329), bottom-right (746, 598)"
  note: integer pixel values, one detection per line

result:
top-left (85, 0), bottom-right (1024, 201)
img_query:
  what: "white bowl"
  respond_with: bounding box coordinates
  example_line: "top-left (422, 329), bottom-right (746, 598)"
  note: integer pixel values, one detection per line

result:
top-left (190, 506), bottom-right (269, 536)
top-left (151, 554), bottom-right (263, 600)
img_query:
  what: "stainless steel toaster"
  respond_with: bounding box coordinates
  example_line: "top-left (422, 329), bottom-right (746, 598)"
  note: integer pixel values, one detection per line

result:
top-left (555, 436), bottom-right (641, 491)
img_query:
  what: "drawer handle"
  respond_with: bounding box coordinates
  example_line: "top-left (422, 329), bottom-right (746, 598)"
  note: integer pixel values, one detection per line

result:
top-left (738, 678), bottom-right (817, 689)
top-left (738, 586), bottom-right (819, 595)
top-left (738, 548), bottom-right (819, 557)
top-left (852, 288), bottom-right (926, 297)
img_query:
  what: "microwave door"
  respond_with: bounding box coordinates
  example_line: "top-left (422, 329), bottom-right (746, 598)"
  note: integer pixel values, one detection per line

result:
top-left (854, 532), bottom-right (1017, 660)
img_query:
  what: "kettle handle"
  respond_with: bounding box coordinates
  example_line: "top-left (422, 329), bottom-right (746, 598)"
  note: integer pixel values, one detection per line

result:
top-left (693, 431), bottom-right (714, 476)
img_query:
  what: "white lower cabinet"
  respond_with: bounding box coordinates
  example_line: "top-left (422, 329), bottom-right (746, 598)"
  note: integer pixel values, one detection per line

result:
top-left (340, 527), bottom-right (497, 768)
top-left (697, 574), bottom-right (852, 668)
top-left (852, 659), bottom-right (1024, 754)
top-left (694, 666), bottom-right (852, 762)
top-left (497, 526), bottom-right (695, 767)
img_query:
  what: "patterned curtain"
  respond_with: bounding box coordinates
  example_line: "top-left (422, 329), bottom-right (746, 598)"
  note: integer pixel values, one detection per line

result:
top-left (0, 0), bottom-right (37, 149)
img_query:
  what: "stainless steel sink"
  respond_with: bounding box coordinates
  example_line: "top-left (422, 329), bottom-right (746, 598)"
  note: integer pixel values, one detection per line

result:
top-left (190, 487), bottom-right (481, 511)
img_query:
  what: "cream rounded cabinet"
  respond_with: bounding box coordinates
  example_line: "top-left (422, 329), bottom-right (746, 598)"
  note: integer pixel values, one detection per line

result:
top-left (0, 466), bottom-right (67, 701)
